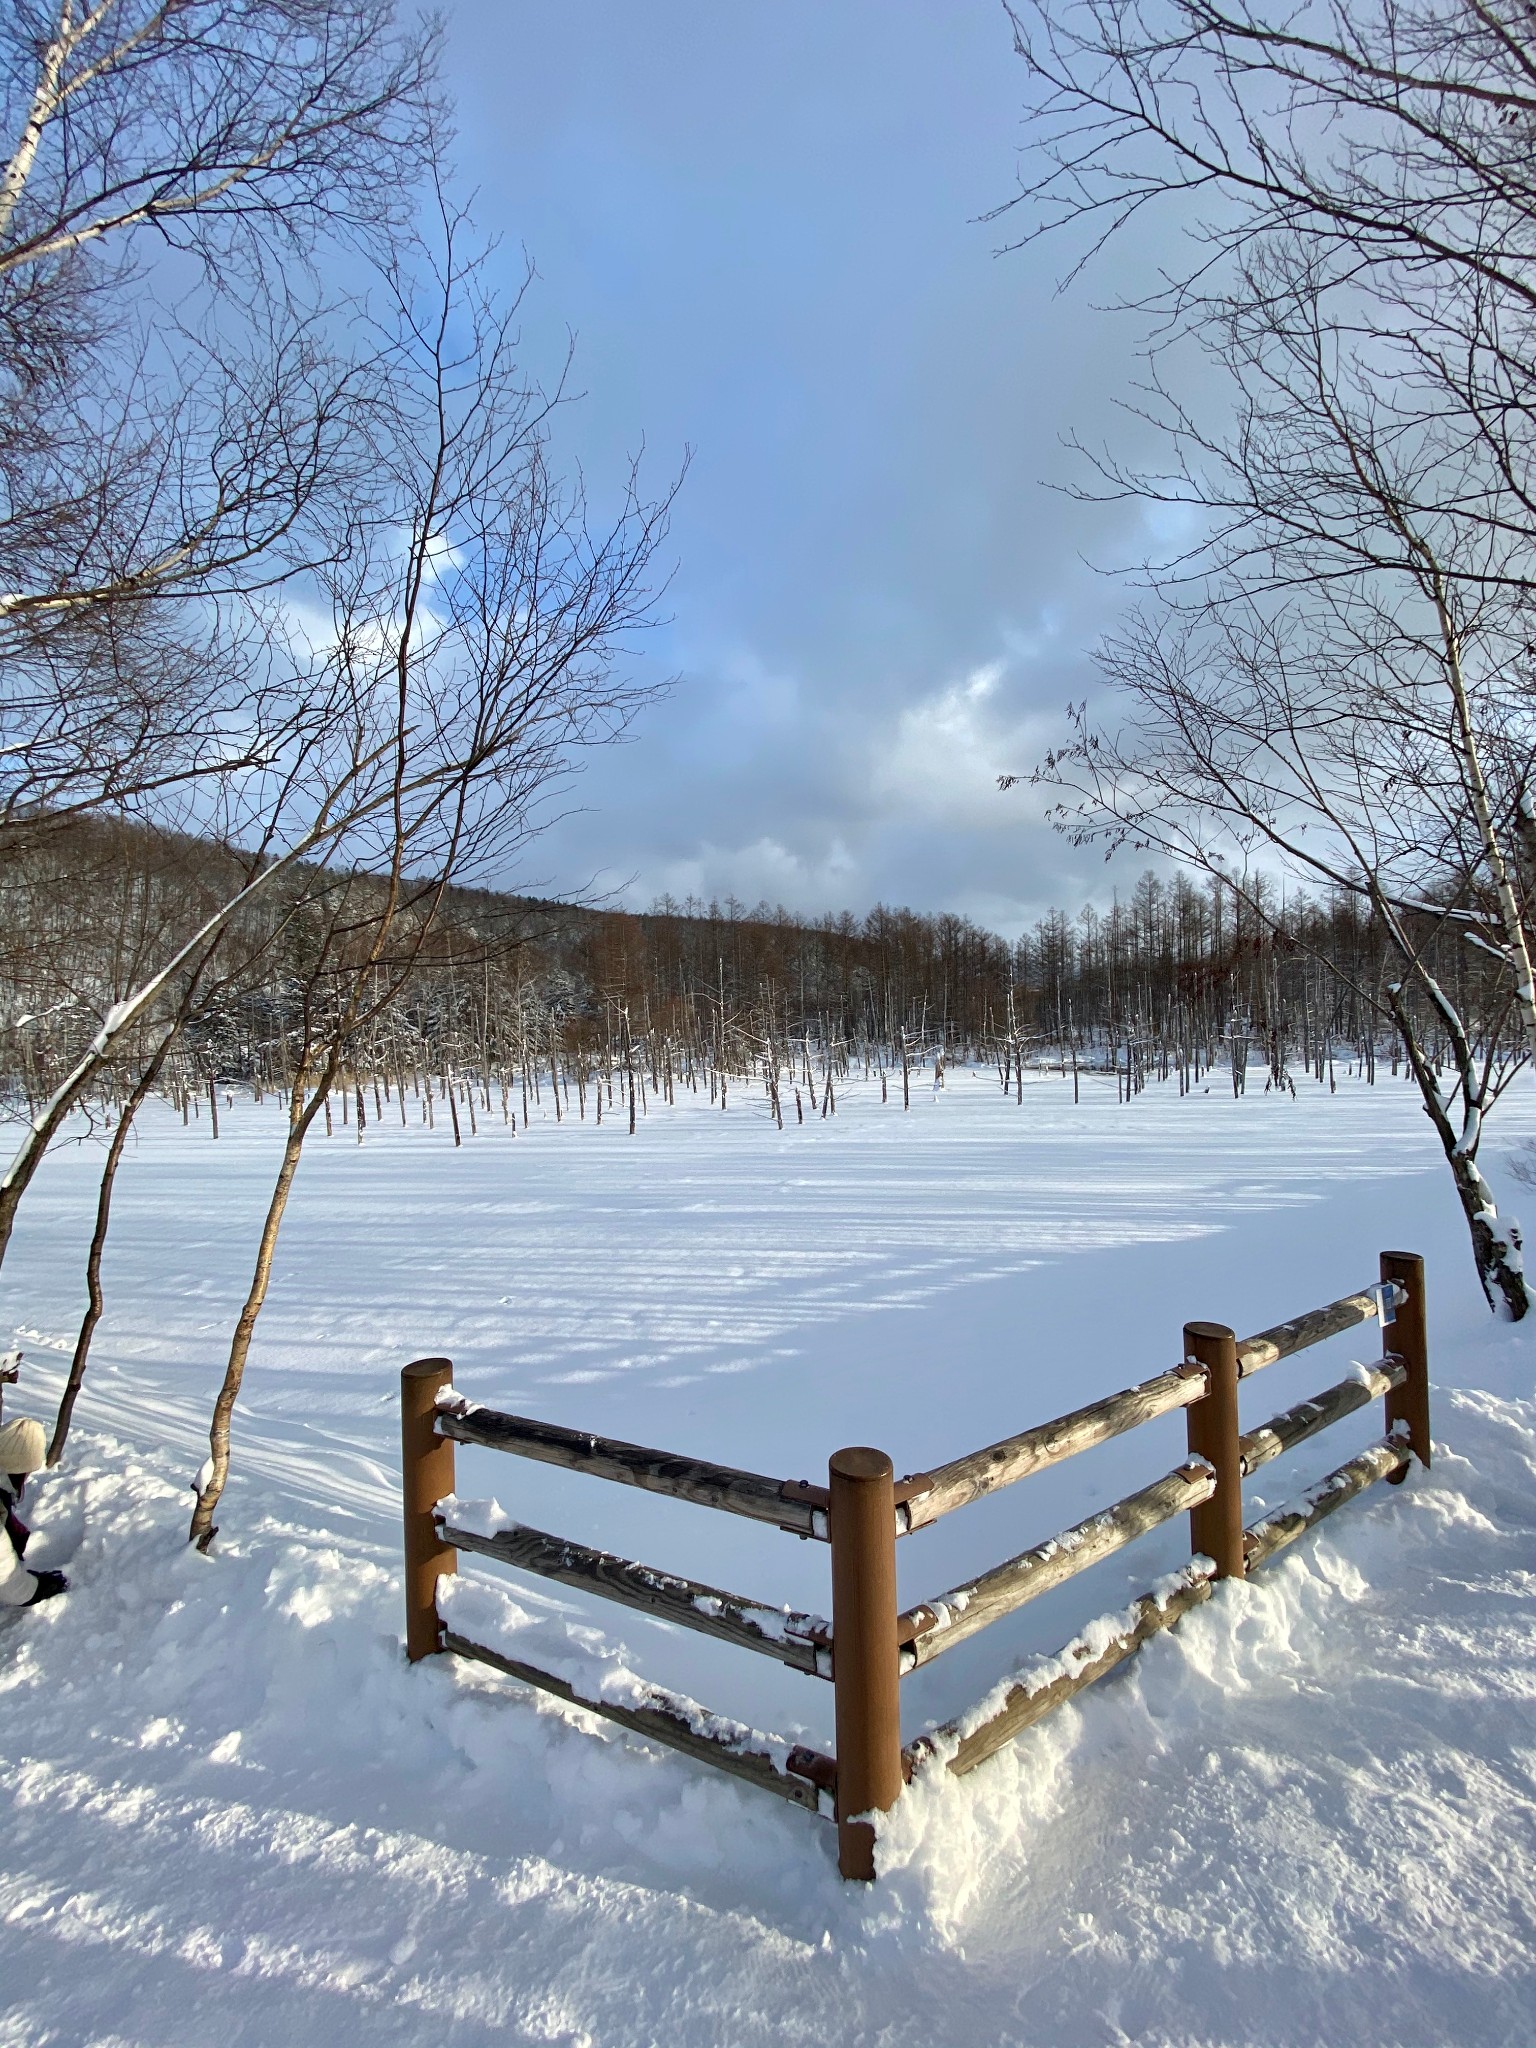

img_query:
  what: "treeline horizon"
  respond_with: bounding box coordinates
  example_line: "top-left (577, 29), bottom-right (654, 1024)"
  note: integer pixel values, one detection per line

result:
top-left (2, 814), bottom-right (1517, 1122)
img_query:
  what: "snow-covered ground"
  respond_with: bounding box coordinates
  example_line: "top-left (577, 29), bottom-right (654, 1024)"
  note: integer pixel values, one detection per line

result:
top-left (4, 1066), bottom-right (1536, 2045)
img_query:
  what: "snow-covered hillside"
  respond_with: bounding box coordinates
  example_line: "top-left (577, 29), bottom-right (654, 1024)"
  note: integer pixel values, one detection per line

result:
top-left (3, 1068), bottom-right (1535, 2045)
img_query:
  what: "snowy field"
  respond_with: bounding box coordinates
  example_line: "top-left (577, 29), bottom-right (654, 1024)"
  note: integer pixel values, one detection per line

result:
top-left (4, 1065), bottom-right (1536, 2046)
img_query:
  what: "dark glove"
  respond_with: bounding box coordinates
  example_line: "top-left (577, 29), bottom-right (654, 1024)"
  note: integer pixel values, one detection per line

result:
top-left (24, 1570), bottom-right (67, 1606)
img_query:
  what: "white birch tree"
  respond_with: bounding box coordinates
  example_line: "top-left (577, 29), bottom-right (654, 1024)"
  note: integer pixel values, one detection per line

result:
top-left (1021, 266), bottom-right (1536, 1312)
top-left (186, 208), bottom-right (673, 1546)
top-left (0, 0), bottom-right (439, 1253)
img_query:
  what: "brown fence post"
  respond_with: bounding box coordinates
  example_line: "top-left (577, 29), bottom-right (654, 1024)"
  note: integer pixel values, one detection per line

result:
top-left (828, 1446), bottom-right (903, 1881)
top-left (1184, 1322), bottom-right (1245, 1579)
top-left (1381, 1251), bottom-right (1429, 1481)
top-left (402, 1357), bottom-right (457, 1660)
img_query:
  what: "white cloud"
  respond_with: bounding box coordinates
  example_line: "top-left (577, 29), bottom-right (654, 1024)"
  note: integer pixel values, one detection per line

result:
top-left (866, 660), bottom-right (1050, 828)
top-left (638, 833), bottom-right (860, 911)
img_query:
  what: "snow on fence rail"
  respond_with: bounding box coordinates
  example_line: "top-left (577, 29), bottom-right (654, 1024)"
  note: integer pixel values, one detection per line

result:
top-left (401, 1250), bottom-right (1430, 1880)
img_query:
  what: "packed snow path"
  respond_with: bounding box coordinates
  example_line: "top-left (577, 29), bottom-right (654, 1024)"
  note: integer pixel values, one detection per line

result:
top-left (3, 1069), bottom-right (1536, 2045)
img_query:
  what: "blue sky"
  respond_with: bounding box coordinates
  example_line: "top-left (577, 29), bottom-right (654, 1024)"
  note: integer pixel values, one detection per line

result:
top-left (439, 1), bottom-right (1173, 934)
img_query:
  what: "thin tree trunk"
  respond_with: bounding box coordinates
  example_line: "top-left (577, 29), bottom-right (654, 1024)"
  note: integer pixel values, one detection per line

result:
top-left (1449, 1147), bottom-right (1527, 1319)
top-left (188, 1061), bottom-right (336, 1549)
top-left (1387, 970), bottom-right (1528, 1319)
top-left (48, 1037), bottom-right (173, 1465)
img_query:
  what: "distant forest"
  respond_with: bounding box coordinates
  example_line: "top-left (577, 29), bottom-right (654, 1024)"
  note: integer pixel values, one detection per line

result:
top-left (1, 818), bottom-right (1517, 1126)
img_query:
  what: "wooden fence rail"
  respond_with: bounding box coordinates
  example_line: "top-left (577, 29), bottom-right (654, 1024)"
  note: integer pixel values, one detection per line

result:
top-left (1238, 1360), bottom-right (1405, 1476)
top-left (895, 1461), bottom-right (1215, 1669)
top-left (899, 1365), bottom-right (1206, 1532)
top-left (436, 1507), bottom-right (832, 1674)
top-left (1235, 1285), bottom-right (1393, 1374)
top-left (403, 1248), bottom-right (1431, 1881)
top-left (435, 1400), bottom-right (829, 1536)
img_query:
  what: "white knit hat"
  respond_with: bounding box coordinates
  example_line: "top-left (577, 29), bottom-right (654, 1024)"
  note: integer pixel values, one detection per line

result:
top-left (0, 1416), bottom-right (45, 1475)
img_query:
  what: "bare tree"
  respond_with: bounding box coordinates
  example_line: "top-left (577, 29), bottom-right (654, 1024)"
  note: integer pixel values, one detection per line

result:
top-left (187, 210), bottom-right (673, 1547)
top-left (995, 0), bottom-right (1536, 1311)
top-left (1003, 0), bottom-right (1536, 317)
top-left (1, 1), bottom-right (436, 281)
top-left (0, 0), bottom-right (439, 750)
top-left (1021, 260), bottom-right (1536, 1312)
top-left (0, 0), bottom-right (443, 1257)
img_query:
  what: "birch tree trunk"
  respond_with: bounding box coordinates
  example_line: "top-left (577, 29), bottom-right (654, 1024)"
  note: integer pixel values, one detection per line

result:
top-left (48, 1029), bottom-right (176, 1464)
top-left (188, 1053), bottom-right (339, 1550)
top-left (1386, 970), bottom-right (1528, 1318)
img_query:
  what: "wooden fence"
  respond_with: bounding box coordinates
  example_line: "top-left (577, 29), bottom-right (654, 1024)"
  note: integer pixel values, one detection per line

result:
top-left (402, 1248), bottom-right (1429, 1880)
